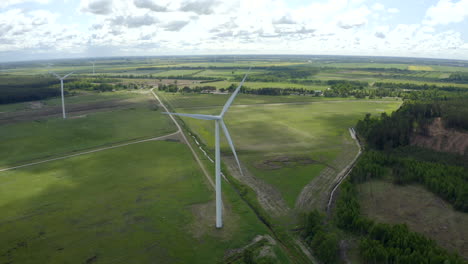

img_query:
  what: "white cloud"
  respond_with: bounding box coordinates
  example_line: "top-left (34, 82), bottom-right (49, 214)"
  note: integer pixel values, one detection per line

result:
top-left (163, 20), bottom-right (190, 31)
top-left (80, 0), bottom-right (113, 15)
top-left (1, 0), bottom-right (468, 60)
top-left (372, 3), bottom-right (385, 11)
top-left (337, 7), bottom-right (370, 29)
top-left (179, 0), bottom-right (219, 15)
top-left (424, 0), bottom-right (468, 26)
top-left (0, 0), bottom-right (49, 9)
top-left (109, 14), bottom-right (158, 28)
top-left (387, 7), bottom-right (399, 14)
top-left (133, 0), bottom-right (168, 12)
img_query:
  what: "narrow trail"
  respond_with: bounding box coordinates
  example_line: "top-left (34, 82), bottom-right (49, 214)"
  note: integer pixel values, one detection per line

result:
top-left (295, 128), bottom-right (361, 213)
top-left (326, 128), bottom-right (362, 215)
top-left (150, 88), bottom-right (215, 189)
top-left (0, 131), bottom-right (180, 173)
top-left (224, 157), bottom-right (291, 217)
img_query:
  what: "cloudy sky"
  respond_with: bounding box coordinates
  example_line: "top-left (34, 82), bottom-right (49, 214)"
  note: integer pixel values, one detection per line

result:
top-left (1, 0), bottom-right (468, 62)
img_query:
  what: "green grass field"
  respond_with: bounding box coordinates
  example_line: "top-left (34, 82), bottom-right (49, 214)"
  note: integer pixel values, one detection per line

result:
top-left (191, 80), bottom-right (327, 90)
top-left (0, 141), bottom-right (282, 263)
top-left (0, 97), bottom-right (176, 167)
top-left (163, 93), bottom-right (401, 208)
top-left (0, 91), bottom-right (145, 113)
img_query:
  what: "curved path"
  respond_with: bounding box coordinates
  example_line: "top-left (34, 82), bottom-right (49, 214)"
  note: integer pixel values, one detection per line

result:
top-left (295, 128), bottom-right (361, 213)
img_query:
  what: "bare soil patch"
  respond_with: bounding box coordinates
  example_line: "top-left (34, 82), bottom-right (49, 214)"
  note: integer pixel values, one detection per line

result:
top-left (29, 101), bottom-right (43, 109)
top-left (412, 117), bottom-right (468, 155)
top-left (358, 180), bottom-right (468, 259)
top-left (189, 199), bottom-right (238, 241)
top-left (255, 156), bottom-right (318, 170)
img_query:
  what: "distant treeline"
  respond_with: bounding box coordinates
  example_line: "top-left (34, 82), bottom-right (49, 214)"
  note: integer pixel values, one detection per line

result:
top-left (110, 74), bottom-right (220, 81)
top-left (233, 67), bottom-right (320, 82)
top-left (64, 78), bottom-right (143, 92)
top-left (0, 75), bottom-right (60, 104)
top-left (374, 82), bottom-right (466, 92)
top-left (443, 72), bottom-right (468, 84)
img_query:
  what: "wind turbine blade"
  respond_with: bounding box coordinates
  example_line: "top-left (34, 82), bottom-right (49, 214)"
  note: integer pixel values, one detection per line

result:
top-left (62, 72), bottom-right (74, 79)
top-left (220, 67), bottom-right (251, 117)
top-left (162, 112), bottom-right (220, 120)
top-left (50, 71), bottom-right (61, 79)
top-left (220, 119), bottom-right (243, 176)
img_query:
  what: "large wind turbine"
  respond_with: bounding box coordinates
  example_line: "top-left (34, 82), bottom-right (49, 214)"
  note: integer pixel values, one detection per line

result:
top-left (50, 71), bottom-right (74, 119)
top-left (164, 68), bottom-right (250, 228)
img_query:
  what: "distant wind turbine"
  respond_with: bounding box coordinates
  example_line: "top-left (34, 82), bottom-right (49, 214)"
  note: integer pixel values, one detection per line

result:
top-left (164, 68), bottom-right (250, 228)
top-left (50, 71), bottom-right (74, 119)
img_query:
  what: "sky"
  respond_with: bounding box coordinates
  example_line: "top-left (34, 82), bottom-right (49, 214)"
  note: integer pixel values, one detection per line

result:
top-left (1, 0), bottom-right (468, 62)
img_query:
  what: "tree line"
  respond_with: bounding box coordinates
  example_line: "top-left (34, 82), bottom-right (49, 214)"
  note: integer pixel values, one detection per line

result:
top-left (0, 75), bottom-right (60, 104)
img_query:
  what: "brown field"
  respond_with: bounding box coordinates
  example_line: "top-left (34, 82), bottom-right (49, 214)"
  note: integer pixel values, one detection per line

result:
top-left (358, 179), bottom-right (468, 259)
top-left (412, 117), bottom-right (468, 155)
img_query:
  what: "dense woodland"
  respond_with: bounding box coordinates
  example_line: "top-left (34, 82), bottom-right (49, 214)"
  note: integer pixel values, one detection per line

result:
top-left (0, 75), bottom-right (60, 104)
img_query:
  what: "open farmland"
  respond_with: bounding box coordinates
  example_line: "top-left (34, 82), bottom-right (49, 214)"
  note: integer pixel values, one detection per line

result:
top-left (189, 80), bottom-right (327, 91)
top-left (2, 54), bottom-right (468, 263)
top-left (0, 141), bottom-right (286, 264)
top-left (0, 91), bottom-right (176, 167)
top-left (160, 92), bottom-right (401, 214)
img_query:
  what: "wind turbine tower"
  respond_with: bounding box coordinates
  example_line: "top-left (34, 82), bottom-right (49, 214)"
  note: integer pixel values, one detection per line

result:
top-left (164, 68), bottom-right (250, 228)
top-left (50, 71), bottom-right (74, 119)
top-left (91, 61), bottom-right (95, 75)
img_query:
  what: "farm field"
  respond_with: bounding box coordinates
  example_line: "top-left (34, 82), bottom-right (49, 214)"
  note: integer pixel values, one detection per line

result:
top-left (0, 141), bottom-right (284, 264)
top-left (0, 91), bottom-right (144, 113)
top-left (189, 80), bottom-right (327, 90)
top-left (358, 179), bottom-right (468, 259)
top-left (160, 92), bottom-right (370, 110)
top-left (162, 92), bottom-right (401, 210)
top-left (0, 91), bottom-right (176, 167)
top-left (2, 54), bottom-right (468, 263)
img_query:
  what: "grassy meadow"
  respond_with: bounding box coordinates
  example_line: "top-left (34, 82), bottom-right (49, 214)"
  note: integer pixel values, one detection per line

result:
top-left (0, 141), bottom-right (283, 263)
top-left (2, 55), bottom-right (468, 263)
top-left (0, 92), bottom-right (176, 167)
top-left (161, 92), bottom-right (401, 208)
